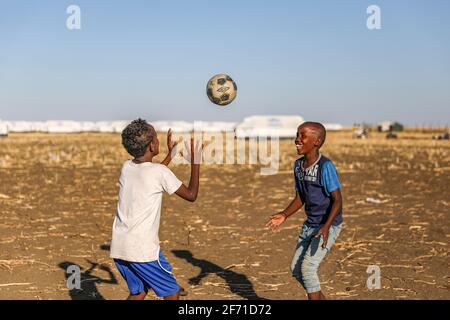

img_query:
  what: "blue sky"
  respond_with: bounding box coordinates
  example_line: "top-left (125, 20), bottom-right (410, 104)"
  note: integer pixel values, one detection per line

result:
top-left (0, 0), bottom-right (449, 125)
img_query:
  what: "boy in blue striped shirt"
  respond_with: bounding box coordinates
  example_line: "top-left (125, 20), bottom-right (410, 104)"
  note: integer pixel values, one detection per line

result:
top-left (266, 122), bottom-right (343, 300)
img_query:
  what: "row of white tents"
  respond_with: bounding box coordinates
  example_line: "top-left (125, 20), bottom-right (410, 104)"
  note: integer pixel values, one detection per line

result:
top-left (0, 116), bottom-right (343, 138)
top-left (0, 120), bottom-right (129, 134)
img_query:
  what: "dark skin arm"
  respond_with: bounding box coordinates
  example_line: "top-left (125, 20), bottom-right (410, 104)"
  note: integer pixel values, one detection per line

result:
top-left (175, 138), bottom-right (201, 202)
top-left (315, 188), bottom-right (343, 248)
top-left (266, 192), bottom-right (304, 230)
top-left (160, 154), bottom-right (173, 166)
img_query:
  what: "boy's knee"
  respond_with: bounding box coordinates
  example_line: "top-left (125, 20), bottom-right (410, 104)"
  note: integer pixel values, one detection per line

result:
top-left (301, 257), bottom-right (319, 277)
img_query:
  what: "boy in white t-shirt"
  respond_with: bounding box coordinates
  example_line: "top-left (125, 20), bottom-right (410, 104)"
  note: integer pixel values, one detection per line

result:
top-left (110, 118), bottom-right (202, 300)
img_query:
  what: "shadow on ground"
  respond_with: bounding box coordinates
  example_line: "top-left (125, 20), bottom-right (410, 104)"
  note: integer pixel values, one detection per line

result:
top-left (59, 246), bottom-right (117, 300)
top-left (172, 249), bottom-right (267, 300)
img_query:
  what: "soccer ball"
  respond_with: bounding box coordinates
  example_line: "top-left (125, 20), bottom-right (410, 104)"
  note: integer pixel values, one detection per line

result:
top-left (206, 74), bottom-right (237, 106)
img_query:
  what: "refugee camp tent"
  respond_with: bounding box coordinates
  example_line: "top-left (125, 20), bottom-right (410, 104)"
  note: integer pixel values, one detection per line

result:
top-left (153, 121), bottom-right (193, 133)
top-left (33, 122), bottom-right (48, 132)
top-left (78, 122), bottom-right (98, 132)
top-left (110, 121), bottom-right (129, 133)
top-left (432, 132), bottom-right (450, 140)
top-left (235, 115), bottom-right (305, 138)
top-left (94, 121), bottom-right (114, 133)
top-left (193, 121), bottom-right (237, 133)
top-left (0, 120), bottom-right (8, 137)
top-left (324, 123), bottom-right (344, 131)
top-left (44, 121), bottom-right (84, 133)
top-left (6, 121), bottom-right (36, 132)
top-left (377, 121), bottom-right (404, 132)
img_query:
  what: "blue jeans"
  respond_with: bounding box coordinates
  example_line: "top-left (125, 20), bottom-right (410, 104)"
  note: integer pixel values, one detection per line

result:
top-left (290, 223), bottom-right (342, 293)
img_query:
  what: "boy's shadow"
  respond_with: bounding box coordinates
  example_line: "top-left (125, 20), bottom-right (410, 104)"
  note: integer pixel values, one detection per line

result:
top-left (172, 250), bottom-right (267, 300)
top-left (58, 258), bottom-right (118, 300)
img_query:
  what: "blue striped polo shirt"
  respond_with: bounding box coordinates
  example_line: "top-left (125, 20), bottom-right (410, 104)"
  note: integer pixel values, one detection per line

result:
top-left (294, 154), bottom-right (343, 227)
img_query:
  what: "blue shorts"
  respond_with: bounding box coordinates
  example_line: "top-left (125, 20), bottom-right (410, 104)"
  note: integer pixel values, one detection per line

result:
top-left (114, 251), bottom-right (180, 297)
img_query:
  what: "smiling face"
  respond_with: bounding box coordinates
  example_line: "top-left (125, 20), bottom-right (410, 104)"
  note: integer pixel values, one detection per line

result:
top-left (295, 124), bottom-right (322, 156)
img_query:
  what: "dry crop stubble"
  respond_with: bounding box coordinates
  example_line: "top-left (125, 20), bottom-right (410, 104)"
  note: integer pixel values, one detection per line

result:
top-left (0, 132), bottom-right (448, 299)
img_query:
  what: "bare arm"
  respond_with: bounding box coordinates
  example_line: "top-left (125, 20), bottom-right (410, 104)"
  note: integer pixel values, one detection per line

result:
top-left (266, 192), bottom-right (304, 231)
top-left (160, 154), bottom-right (172, 167)
top-left (323, 189), bottom-right (342, 229)
top-left (175, 138), bottom-right (202, 202)
top-left (160, 154), bottom-right (172, 166)
top-left (280, 192), bottom-right (303, 219)
top-left (315, 189), bottom-right (342, 248)
top-left (175, 164), bottom-right (200, 202)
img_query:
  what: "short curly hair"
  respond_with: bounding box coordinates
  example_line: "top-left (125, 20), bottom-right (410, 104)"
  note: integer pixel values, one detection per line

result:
top-left (121, 118), bottom-right (154, 158)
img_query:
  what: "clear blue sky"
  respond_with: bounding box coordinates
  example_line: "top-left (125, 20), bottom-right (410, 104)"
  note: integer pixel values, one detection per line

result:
top-left (1, 0), bottom-right (449, 125)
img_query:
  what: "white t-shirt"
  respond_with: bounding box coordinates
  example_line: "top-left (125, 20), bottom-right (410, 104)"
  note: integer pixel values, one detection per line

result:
top-left (110, 160), bottom-right (182, 262)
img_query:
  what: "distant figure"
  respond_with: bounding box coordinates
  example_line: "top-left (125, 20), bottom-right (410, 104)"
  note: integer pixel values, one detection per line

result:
top-left (386, 132), bottom-right (398, 139)
top-left (266, 122), bottom-right (343, 300)
top-left (59, 260), bottom-right (118, 300)
top-left (432, 132), bottom-right (449, 140)
top-left (352, 125), bottom-right (369, 139)
top-left (110, 119), bottom-right (203, 300)
top-left (172, 250), bottom-right (266, 300)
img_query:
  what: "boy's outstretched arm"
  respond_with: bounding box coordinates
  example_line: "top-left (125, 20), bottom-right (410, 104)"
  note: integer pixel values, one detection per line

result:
top-left (266, 192), bottom-right (303, 231)
top-left (315, 188), bottom-right (342, 248)
top-left (161, 129), bottom-right (178, 166)
top-left (175, 138), bottom-right (202, 202)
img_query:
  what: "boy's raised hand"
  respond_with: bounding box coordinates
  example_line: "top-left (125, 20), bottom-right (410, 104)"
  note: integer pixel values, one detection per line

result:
top-left (266, 212), bottom-right (287, 231)
top-left (167, 129), bottom-right (179, 155)
top-left (175, 137), bottom-right (203, 202)
top-left (160, 129), bottom-right (180, 166)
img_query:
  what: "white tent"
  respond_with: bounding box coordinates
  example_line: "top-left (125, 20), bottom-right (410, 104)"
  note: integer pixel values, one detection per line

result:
top-left (193, 121), bottom-right (237, 133)
top-left (110, 121), bottom-right (129, 133)
top-left (6, 121), bottom-right (35, 133)
top-left (152, 121), bottom-right (193, 133)
top-left (378, 121), bottom-right (393, 132)
top-left (95, 121), bottom-right (112, 133)
top-left (324, 123), bottom-right (343, 131)
top-left (78, 121), bottom-right (98, 132)
top-left (0, 118), bottom-right (339, 136)
top-left (32, 122), bottom-right (48, 132)
top-left (0, 120), bottom-right (8, 136)
top-left (235, 115), bottom-right (304, 138)
top-left (4, 120), bottom-right (129, 133)
top-left (44, 121), bottom-right (84, 133)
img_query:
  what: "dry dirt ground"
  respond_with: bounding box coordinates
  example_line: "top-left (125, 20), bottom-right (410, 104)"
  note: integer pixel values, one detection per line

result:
top-left (0, 132), bottom-right (449, 300)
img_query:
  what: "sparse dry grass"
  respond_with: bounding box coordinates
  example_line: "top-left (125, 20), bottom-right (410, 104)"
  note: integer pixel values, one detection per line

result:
top-left (0, 132), bottom-right (448, 299)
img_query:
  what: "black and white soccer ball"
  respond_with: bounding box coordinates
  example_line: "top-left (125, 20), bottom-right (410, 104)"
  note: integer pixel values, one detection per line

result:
top-left (206, 74), bottom-right (237, 106)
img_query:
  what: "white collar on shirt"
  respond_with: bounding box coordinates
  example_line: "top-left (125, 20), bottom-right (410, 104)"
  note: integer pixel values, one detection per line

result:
top-left (301, 153), bottom-right (322, 171)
